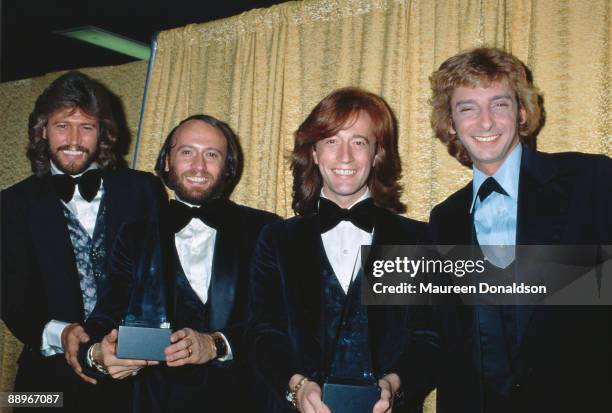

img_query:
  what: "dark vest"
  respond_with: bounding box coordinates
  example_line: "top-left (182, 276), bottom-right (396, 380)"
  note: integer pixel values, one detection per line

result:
top-left (320, 253), bottom-right (374, 383)
top-left (475, 258), bottom-right (520, 408)
top-left (172, 257), bottom-right (211, 332)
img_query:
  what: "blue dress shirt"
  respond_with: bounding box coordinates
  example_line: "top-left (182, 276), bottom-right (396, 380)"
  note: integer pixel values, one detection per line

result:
top-left (472, 144), bottom-right (522, 267)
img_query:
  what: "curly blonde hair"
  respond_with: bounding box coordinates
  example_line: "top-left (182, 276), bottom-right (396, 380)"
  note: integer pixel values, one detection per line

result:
top-left (430, 47), bottom-right (544, 167)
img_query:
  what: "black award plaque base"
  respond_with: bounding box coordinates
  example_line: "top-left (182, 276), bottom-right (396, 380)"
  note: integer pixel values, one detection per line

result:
top-left (117, 325), bottom-right (171, 361)
top-left (322, 381), bottom-right (380, 413)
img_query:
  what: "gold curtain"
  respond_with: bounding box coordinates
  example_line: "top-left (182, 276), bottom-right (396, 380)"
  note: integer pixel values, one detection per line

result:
top-left (0, 60), bottom-right (148, 407)
top-left (138, 0), bottom-right (611, 222)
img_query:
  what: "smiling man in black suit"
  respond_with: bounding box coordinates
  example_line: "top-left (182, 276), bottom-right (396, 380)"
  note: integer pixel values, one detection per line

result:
top-left (78, 114), bottom-right (280, 412)
top-left (422, 47), bottom-right (612, 412)
top-left (247, 87), bottom-right (428, 413)
top-left (1, 71), bottom-right (165, 412)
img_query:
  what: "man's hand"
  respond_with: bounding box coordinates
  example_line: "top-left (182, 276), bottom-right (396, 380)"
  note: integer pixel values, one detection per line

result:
top-left (165, 328), bottom-right (216, 367)
top-left (61, 323), bottom-right (96, 385)
top-left (288, 374), bottom-right (331, 413)
top-left (96, 329), bottom-right (158, 380)
top-left (373, 373), bottom-right (401, 413)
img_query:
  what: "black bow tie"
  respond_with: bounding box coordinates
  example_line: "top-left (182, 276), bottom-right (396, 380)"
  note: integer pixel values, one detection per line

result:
top-left (318, 197), bottom-right (375, 233)
top-left (52, 169), bottom-right (102, 203)
top-left (168, 199), bottom-right (227, 233)
top-left (477, 177), bottom-right (508, 202)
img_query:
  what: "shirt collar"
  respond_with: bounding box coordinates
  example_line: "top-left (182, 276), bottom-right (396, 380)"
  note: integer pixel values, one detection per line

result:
top-left (174, 195), bottom-right (200, 209)
top-left (50, 161), bottom-right (99, 178)
top-left (320, 187), bottom-right (371, 209)
top-left (470, 143), bottom-right (522, 212)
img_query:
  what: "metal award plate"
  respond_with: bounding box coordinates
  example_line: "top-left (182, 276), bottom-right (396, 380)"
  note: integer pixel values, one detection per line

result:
top-left (117, 324), bottom-right (171, 361)
top-left (117, 213), bottom-right (171, 361)
top-left (323, 381), bottom-right (380, 413)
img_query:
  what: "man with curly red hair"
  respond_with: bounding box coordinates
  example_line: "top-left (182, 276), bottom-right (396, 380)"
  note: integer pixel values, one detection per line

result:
top-left (247, 87), bottom-right (428, 413)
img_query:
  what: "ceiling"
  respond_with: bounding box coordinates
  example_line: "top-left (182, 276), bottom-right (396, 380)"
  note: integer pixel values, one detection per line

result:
top-left (1, 0), bottom-right (288, 82)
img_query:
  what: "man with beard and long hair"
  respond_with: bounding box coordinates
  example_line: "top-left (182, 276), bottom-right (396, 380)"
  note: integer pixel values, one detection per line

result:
top-left (77, 114), bottom-right (280, 412)
top-left (1, 71), bottom-right (166, 412)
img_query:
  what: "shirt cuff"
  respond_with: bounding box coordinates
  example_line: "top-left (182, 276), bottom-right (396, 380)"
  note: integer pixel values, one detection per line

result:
top-left (41, 320), bottom-right (69, 356)
top-left (215, 332), bottom-right (233, 362)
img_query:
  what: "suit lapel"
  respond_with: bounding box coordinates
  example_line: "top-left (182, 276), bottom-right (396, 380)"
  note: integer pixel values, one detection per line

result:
top-left (455, 186), bottom-right (475, 246)
top-left (442, 186), bottom-right (485, 357)
top-left (282, 215), bottom-right (325, 366)
top-left (371, 207), bottom-right (390, 247)
top-left (447, 186), bottom-right (478, 335)
top-left (142, 210), bottom-right (174, 327)
top-left (367, 207), bottom-right (393, 373)
top-left (102, 170), bottom-right (121, 253)
top-left (515, 148), bottom-right (572, 344)
top-left (431, 183), bottom-right (474, 245)
top-left (208, 204), bottom-right (240, 331)
top-left (516, 147), bottom-right (571, 245)
top-left (29, 174), bottom-right (83, 320)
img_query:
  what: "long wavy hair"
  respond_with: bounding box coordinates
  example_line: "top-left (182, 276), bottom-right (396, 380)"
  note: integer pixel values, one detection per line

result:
top-left (291, 87), bottom-right (405, 216)
top-left (154, 114), bottom-right (243, 199)
top-left (430, 47), bottom-right (544, 167)
top-left (27, 71), bottom-right (118, 176)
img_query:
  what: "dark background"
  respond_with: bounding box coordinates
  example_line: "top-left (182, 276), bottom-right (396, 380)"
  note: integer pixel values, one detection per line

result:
top-left (1, 0), bottom-right (288, 82)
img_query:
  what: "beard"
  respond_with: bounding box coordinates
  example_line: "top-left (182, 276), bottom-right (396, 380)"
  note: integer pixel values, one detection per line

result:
top-left (50, 144), bottom-right (97, 175)
top-left (168, 168), bottom-right (225, 205)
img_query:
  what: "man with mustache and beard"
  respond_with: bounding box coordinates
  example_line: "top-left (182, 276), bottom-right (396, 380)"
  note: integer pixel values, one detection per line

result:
top-left (1, 71), bottom-right (166, 412)
top-left (77, 114), bottom-right (280, 412)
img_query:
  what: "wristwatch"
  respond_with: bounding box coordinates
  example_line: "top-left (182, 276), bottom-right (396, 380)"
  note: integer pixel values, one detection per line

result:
top-left (210, 332), bottom-right (228, 359)
top-left (286, 376), bottom-right (309, 410)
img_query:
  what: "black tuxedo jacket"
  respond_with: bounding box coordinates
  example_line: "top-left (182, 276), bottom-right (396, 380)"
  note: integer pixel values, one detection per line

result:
top-left (1, 169), bottom-right (166, 412)
top-left (83, 199), bottom-right (280, 413)
top-left (425, 147), bottom-right (612, 412)
top-left (246, 204), bottom-right (427, 412)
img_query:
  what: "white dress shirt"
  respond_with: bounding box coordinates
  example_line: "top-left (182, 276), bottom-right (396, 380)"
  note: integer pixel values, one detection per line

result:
top-left (320, 189), bottom-right (373, 293)
top-left (41, 162), bottom-right (104, 356)
top-left (173, 197), bottom-right (232, 361)
top-left (174, 199), bottom-right (216, 306)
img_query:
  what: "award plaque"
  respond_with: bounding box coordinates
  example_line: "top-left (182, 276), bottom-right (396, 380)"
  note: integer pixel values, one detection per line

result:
top-left (323, 380), bottom-right (380, 413)
top-left (117, 215), bottom-right (172, 361)
top-left (117, 323), bottom-right (171, 361)
top-left (322, 268), bottom-right (380, 413)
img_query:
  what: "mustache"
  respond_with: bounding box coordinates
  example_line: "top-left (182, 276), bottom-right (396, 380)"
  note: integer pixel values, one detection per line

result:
top-left (181, 171), bottom-right (213, 179)
top-left (56, 145), bottom-right (91, 154)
